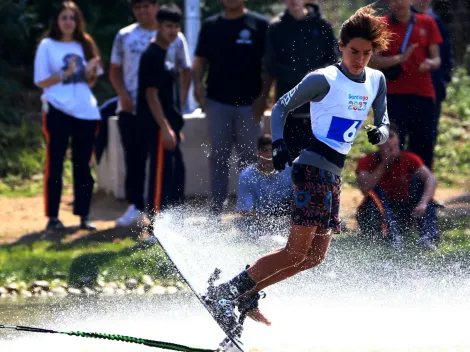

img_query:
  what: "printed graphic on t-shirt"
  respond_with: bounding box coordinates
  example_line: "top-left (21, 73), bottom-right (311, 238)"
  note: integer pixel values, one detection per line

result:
top-left (165, 60), bottom-right (176, 73)
top-left (236, 28), bottom-right (252, 45)
top-left (128, 36), bottom-right (154, 55)
top-left (347, 93), bottom-right (369, 111)
top-left (61, 54), bottom-right (86, 84)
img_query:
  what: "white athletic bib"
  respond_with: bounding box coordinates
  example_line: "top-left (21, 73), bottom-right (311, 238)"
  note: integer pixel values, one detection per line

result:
top-left (310, 65), bottom-right (381, 154)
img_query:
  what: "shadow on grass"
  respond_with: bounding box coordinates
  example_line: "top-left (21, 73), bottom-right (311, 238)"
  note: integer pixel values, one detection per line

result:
top-left (0, 226), bottom-right (81, 250)
top-left (66, 240), bottom-right (169, 288)
top-left (51, 226), bottom-right (145, 251)
top-left (0, 224), bottom-right (146, 251)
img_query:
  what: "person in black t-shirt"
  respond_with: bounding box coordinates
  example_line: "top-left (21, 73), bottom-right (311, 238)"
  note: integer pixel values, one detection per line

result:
top-left (137, 4), bottom-right (185, 221)
top-left (192, 0), bottom-right (271, 216)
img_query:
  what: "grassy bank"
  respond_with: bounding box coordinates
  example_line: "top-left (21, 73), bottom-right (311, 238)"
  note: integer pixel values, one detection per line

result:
top-left (0, 237), bottom-right (180, 288)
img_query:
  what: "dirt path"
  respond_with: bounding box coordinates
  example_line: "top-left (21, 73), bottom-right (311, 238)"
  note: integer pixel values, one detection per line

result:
top-left (0, 188), bottom-right (468, 244)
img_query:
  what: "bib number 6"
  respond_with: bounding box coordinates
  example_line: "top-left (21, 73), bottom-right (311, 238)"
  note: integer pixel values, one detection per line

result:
top-left (343, 121), bottom-right (359, 142)
top-left (326, 116), bottom-right (362, 143)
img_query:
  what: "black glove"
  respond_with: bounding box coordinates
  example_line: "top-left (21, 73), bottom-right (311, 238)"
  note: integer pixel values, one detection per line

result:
top-left (272, 139), bottom-right (292, 171)
top-left (366, 125), bottom-right (382, 145)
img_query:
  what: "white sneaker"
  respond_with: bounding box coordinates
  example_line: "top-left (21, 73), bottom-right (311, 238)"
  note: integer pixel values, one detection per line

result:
top-left (416, 237), bottom-right (437, 251)
top-left (115, 205), bottom-right (143, 227)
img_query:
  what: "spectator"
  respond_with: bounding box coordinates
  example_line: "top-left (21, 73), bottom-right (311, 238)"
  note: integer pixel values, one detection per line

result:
top-left (235, 134), bottom-right (292, 235)
top-left (34, 1), bottom-right (102, 232)
top-left (109, 0), bottom-right (191, 227)
top-left (369, 0), bottom-right (442, 169)
top-left (356, 123), bottom-right (439, 250)
top-left (192, 0), bottom-right (271, 216)
top-left (411, 0), bottom-right (454, 148)
top-left (137, 4), bottom-right (186, 229)
top-left (265, 0), bottom-right (338, 159)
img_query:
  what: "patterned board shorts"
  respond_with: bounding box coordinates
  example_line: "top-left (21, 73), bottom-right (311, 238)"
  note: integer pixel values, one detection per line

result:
top-left (290, 164), bottom-right (342, 233)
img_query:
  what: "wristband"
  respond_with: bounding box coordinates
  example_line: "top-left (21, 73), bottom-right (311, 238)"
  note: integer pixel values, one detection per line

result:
top-left (59, 71), bottom-right (65, 82)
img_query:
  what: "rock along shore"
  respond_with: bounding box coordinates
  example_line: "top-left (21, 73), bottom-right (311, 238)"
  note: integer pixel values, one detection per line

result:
top-left (0, 275), bottom-right (188, 299)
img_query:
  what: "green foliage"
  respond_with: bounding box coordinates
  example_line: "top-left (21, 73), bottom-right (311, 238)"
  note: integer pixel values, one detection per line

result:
top-left (443, 68), bottom-right (470, 121)
top-left (436, 68), bottom-right (470, 186)
top-left (0, 121), bottom-right (44, 178)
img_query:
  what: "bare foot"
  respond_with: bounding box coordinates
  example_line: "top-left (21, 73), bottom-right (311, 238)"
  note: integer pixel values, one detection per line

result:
top-left (247, 308), bottom-right (272, 326)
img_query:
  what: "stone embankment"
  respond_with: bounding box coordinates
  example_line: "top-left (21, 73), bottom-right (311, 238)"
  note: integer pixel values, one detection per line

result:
top-left (0, 276), bottom-right (187, 298)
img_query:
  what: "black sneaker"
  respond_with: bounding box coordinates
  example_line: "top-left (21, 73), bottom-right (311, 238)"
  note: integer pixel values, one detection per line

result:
top-left (80, 217), bottom-right (97, 231)
top-left (46, 218), bottom-right (65, 231)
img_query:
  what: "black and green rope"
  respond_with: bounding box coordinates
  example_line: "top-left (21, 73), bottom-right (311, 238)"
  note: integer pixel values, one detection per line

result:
top-left (0, 324), bottom-right (215, 352)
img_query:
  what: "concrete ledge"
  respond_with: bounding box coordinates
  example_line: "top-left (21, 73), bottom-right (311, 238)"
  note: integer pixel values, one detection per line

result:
top-left (97, 111), bottom-right (271, 198)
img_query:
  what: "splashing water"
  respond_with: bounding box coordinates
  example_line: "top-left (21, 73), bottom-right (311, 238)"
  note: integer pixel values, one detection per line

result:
top-left (1, 205), bottom-right (469, 351)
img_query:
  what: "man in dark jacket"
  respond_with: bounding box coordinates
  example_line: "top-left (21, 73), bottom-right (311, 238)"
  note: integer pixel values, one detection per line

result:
top-left (264, 0), bottom-right (338, 159)
top-left (412, 0), bottom-right (454, 148)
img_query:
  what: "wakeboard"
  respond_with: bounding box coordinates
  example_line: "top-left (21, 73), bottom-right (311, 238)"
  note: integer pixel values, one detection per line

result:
top-left (153, 225), bottom-right (248, 352)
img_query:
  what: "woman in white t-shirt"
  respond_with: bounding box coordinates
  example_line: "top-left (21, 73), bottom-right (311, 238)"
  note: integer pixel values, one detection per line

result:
top-left (34, 1), bottom-right (102, 231)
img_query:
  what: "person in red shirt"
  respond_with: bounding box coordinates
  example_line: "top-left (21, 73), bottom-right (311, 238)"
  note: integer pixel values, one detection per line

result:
top-left (369, 0), bottom-right (442, 169)
top-left (355, 123), bottom-right (439, 250)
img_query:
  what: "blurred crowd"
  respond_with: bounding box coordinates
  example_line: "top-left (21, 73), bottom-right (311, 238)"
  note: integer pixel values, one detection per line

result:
top-left (34, 0), bottom-right (453, 250)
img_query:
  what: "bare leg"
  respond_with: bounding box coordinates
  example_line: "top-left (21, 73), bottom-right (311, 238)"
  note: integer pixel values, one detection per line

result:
top-left (246, 224), bottom-right (319, 283)
top-left (254, 229), bottom-right (333, 292)
top-left (245, 229), bottom-right (333, 325)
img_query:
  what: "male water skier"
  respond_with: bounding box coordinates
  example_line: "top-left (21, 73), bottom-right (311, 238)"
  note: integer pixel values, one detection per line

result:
top-left (202, 4), bottom-right (393, 338)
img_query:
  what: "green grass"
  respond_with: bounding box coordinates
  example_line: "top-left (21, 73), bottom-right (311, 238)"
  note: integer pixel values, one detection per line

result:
top-left (0, 238), bottom-right (180, 287)
top-left (0, 156), bottom-right (75, 197)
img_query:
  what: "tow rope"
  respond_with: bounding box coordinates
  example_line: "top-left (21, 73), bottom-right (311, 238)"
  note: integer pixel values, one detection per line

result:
top-left (0, 324), bottom-right (215, 351)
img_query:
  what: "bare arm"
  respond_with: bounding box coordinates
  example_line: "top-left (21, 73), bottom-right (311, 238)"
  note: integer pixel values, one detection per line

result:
top-left (414, 166), bottom-right (437, 206)
top-left (368, 53), bottom-right (402, 69)
top-left (192, 56), bottom-right (206, 87)
top-left (36, 57), bottom-right (76, 89)
top-left (109, 64), bottom-right (128, 98)
top-left (146, 87), bottom-right (171, 131)
top-left (36, 74), bottom-right (64, 89)
top-left (85, 60), bottom-right (99, 88)
top-left (252, 74), bottom-right (274, 120)
top-left (369, 44), bottom-right (419, 69)
top-left (87, 76), bottom-right (98, 88)
top-left (110, 64), bottom-right (133, 112)
top-left (192, 56), bottom-right (207, 106)
top-left (259, 74), bottom-right (274, 98)
top-left (427, 44), bottom-right (441, 70)
top-left (356, 164), bottom-right (388, 194)
top-left (180, 67), bottom-right (191, 106)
